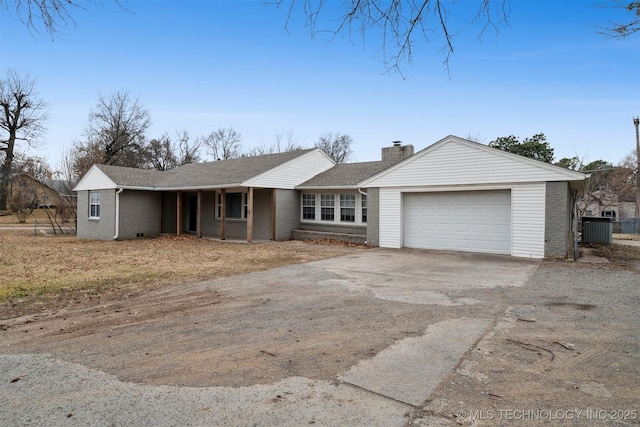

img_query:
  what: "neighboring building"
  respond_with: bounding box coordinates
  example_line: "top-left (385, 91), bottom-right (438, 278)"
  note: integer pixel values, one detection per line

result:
top-left (578, 189), bottom-right (637, 220)
top-left (74, 136), bottom-right (588, 259)
top-left (8, 173), bottom-right (62, 209)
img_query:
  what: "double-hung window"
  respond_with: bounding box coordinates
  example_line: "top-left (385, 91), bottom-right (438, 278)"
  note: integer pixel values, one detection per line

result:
top-left (89, 191), bottom-right (100, 219)
top-left (340, 194), bottom-right (356, 222)
top-left (320, 194), bottom-right (335, 221)
top-left (361, 194), bottom-right (367, 223)
top-left (302, 194), bottom-right (316, 220)
top-left (301, 193), bottom-right (367, 224)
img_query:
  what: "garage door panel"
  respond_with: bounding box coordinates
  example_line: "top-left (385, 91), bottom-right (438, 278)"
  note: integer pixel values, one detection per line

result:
top-left (438, 235), bottom-right (453, 243)
top-left (492, 223), bottom-right (510, 233)
top-left (436, 222), bottom-right (453, 233)
top-left (492, 241), bottom-right (510, 252)
top-left (471, 240), bottom-right (490, 251)
top-left (454, 223), bottom-right (471, 233)
top-left (492, 206), bottom-right (510, 217)
top-left (472, 223), bottom-right (490, 233)
top-left (403, 191), bottom-right (511, 255)
top-left (472, 207), bottom-right (490, 217)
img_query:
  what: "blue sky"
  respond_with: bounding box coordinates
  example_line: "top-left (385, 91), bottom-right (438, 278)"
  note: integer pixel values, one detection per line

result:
top-left (1, 0), bottom-right (639, 168)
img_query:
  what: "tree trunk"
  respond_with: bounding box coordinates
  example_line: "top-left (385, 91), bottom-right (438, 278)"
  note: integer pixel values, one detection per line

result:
top-left (0, 132), bottom-right (15, 211)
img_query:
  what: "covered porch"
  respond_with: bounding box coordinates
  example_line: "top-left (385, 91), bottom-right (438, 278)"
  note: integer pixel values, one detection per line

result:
top-left (159, 187), bottom-right (296, 242)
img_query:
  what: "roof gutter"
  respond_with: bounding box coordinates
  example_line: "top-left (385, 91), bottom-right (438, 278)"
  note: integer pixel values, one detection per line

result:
top-left (295, 185), bottom-right (357, 190)
top-left (113, 188), bottom-right (124, 240)
top-left (153, 184), bottom-right (245, 191)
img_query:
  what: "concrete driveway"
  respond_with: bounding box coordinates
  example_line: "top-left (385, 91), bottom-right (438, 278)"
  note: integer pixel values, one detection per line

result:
top-left (310, 249), bottom-right (540, 407)
top-left (1, 247), bottom-right (540, 426)
top-left (313, 248), bottom-right (538, 305)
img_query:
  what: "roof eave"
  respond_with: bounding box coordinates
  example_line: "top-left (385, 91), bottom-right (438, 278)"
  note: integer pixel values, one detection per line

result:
top-left (154, 183), bottom-right (245, 191)
top-left (295, 185), bottom-right (358, 190)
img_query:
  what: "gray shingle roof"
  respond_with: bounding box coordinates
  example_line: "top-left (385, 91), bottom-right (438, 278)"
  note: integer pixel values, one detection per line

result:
top-left (297, 160), bottom-right (399, 188)
top-left (96, 149), bottom-right (316, 189)
top-left (43, 179), bottom-right (75, 195)
top-left (158, 149), bottom-right (315, 188)
top-left (95, 164), bottom-right (165, 188)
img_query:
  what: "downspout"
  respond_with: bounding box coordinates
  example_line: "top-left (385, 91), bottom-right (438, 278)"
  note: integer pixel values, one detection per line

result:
top-left (357, 187), bottom-right (367, 244)
top-left (571, 189), bottom-right (578, 261)
top-left (114, 188), bottom-right (124, 240)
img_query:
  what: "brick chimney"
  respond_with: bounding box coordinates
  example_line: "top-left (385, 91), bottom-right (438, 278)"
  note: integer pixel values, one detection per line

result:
top-left (382, 141), bottom-right (414, 162)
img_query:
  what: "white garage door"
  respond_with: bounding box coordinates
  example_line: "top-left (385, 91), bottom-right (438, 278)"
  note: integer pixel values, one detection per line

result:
top-left (403, 190), bottom-right (511, 254)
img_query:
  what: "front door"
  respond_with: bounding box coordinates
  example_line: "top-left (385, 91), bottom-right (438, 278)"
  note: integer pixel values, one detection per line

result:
top-left (187, 194), bottom-right (198, 233)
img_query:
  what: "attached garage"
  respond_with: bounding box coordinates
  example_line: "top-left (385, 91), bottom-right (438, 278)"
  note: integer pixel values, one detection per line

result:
top-left (359, 136), bottom-right (587, 259)
top-left (403, 190), bottom-right (511, 254)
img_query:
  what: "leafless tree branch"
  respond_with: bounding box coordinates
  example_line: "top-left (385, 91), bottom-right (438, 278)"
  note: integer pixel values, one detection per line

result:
top-left (598, 1), bottom-right (640, 38)
top-left (266, 0), bottom-right (509, 74)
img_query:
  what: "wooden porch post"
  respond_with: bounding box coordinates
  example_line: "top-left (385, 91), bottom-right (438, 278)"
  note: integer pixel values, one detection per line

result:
top-left (247, 187), bottom-right (254, 243)
top-left (196, 190), bottom-right (202, 238)
top-left (271, 189), bottom-right (277, 241)
top-left (176, 191), bottom-right (182, 236)
top-left (220, 189), bottom-right (226, 240)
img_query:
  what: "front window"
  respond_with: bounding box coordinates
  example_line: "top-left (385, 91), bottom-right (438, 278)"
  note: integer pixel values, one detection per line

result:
top-left (89, 191), bottom-right (100, 219)
top-left (301, 192), bottom-right (367, 224)
top-left (302, 194), bottom-right (316, 220)
top-left (601, 210), bottom-right (616, 218)
top-left (216, 192), bottom-right (247, 219)
top-left (340, 194), bottom-right (356, 222)
top-left (361, 194), bottom-right (367, 223)
top-left (226, 193), bottom-right (243, 219)
top-left (320, 194), bottom-right (335, 221)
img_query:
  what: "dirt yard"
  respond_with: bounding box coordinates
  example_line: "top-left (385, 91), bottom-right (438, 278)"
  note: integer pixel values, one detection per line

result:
top-left (0, 231), bottom-right (349, 318)
top-left (1, 232), bottom-right (638, 426)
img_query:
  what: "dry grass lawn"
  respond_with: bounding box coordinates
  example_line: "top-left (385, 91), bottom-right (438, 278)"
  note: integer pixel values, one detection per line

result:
top-left (0, 231), bottom-right (349, 304)
top-left (0, 209), bottom-right (53, 225)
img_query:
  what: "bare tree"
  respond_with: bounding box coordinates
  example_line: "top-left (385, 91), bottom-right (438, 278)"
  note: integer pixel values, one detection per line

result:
top-left (147, 133), bottom-right (178, 171)
top-left (201, 127), bottom-right (242, 160)
top-left (315, 133), bottom-right (353, 163)
top-left (48, 147), bottom-right (79, 234)
top-left (175, 130), bottom-right (202, 165)
top-left (271, 0), bottom-right (509, 72)
top-left (615, 150), bottom-right (638, 202)
top-left (147, 130), bottom-right (202, 170)
top-left (69, 139), bottom-right (103, 180)
top-left (245, 131), bottom-right (306, 156)
top-left (0, 69), bottom-right (48, 210)
top-left (577, 154), bottom-right (638, 217)
top-left (83, 90), bottom-right (151, 168)
top-left (465, 132), bottom-right (483, 143)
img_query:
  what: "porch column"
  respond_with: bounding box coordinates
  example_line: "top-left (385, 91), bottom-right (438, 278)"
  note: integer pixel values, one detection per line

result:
top-left (220, 189), bottom-right (226, 240)
top-left (176, 191), bottom-right (182, 236)
top-left (247, 187), bottom-right (254, 243)
top-left (196, 190), bottom-right (202, 238)
top-left (271, 189), bottom-right (277, 241)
